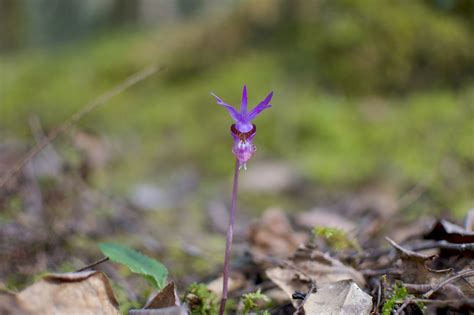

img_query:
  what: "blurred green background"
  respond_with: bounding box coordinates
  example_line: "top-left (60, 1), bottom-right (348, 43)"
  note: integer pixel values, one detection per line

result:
top-left (0, 0), bottom-right (473, 296)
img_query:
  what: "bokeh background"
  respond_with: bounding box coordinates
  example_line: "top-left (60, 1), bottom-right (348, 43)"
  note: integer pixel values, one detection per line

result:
top-left (1, 0), bottom-right (473, 310)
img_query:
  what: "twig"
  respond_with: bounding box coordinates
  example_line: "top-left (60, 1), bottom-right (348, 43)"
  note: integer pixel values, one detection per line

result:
top-left (423, 269), bottom-right (474, 298)
top-left (386, 237), bottom-right (428, 258)
top-left (293, 281), bottom-right (317, 315)
top-left (397, 298), bottom-right (474, 308)
top-left (397, 173), bottom-right (435, 209)
top-left (361, 267), bottom-right (401, 277)
top-left (394, 299), bottom-right (411, 315)
top-left (404, 283), bottom-right (432, 294)
top-left (0, 64), bottom-right (164, 189)
top-left (395, 109), bottom-right (469, 212)
top-left (412, 240), bottom-right (474, 252)
top-left (364, 240), bottom-right (474, 260)
top-left (376, 280), bottom-right (382, 311)
top-left (76, 257), bottom-right (109, 272)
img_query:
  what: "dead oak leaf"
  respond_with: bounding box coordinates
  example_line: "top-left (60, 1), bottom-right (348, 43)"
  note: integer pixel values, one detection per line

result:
top-left (20, 271), bottom-right (119, 315)
top-left (0, 271), bottom-right (119, 315)
top-left (129, 282), bottom-right (187, 315)
top-left (144, 282), bottom-right (180, 309)
top-left (266, 243), bottom-right (366, 306)
top-left (387, 237), bottom-right (449, 285)
top-left (425, 219), bottom-right (474, 244)
top-left (248, 208), bottom-right (308, 263)
top-left (303, 280), bottom-right (372, 315)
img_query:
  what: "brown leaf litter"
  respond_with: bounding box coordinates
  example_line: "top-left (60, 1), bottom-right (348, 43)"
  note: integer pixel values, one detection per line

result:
top-left (0, 271), bottom-right (119, 315)
top-left (1, 204), bottom-right (473, 314)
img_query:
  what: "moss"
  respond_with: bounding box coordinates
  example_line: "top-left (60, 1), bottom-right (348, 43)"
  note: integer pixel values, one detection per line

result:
top-left (382, 284), bottom-right (409, 315)
top-left (240, 289), bottom-right (271, 314)
top-left (184, 283), bottom-right (219, 315)
top-left (313, 226), bottom-right (361, 251)
top-left (382, 283), bottom-right (424, 315)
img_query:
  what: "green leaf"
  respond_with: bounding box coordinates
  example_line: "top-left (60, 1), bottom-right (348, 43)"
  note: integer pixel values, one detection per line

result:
top-left (98, 242), bottom-right (168, 290)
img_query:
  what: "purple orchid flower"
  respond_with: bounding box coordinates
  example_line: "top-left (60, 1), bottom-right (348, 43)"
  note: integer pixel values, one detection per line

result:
top-left (211, 85), bottom-right (273, 169)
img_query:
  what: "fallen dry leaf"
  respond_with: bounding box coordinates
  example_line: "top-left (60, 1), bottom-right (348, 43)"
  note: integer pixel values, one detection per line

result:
top-left (0, 271), bottom-right (120, 315)
top-left (144, 282), bottom-right (180, 309)
top-left (266, 267), bottom-right (312, 305)
top-left (266, 243), bottom-right (366, 307)
top-left (303, 280), bottom-right (372, 315)
top-left (425, 219), bottom-right (474, 243)
top-left (424, 268), bottom-right (474, 300)
top-left (128, 281), bottom-right (187, 315)
top-left (387, 237), bottom-right (449, 284)
top-left (248, 208), bottom-right (308, 262)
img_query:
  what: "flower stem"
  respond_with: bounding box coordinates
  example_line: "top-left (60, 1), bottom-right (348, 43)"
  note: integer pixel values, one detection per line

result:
top-left (219, 159), bottom-right (240, 315)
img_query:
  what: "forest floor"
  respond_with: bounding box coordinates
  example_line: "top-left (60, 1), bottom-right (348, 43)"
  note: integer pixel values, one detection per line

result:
top-left (1, 137), bottom-right (473, 314)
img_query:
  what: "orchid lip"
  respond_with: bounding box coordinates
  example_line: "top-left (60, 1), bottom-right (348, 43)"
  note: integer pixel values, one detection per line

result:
top-left (231, 124), bottom-right (256, 142)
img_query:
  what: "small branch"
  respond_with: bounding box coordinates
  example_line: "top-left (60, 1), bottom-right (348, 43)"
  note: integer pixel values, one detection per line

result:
top-left (0, 65), bottom-right (164, 189)
top-left (394, 299), bottom-right (411, 315)
top-left (386, 237), bottom-right (427, 258)
top-left (397, 173), bottom-right (435, 209)
top-left (404, 283), bottom-right (432, 294)
top-left (361, 268), bottom-right (401, 277)
top-left (413, 240), bottom-right (474, 252)
top-left (397, 298), bottom-right (474, 308)
top-left (375, 280), bottom-right (382, 311)
top-left (364, 240), bottom-right (474, 260)
top-left (423, 269), bottom-right (474, 299)
top-left (76, 257), bottom-right (109, 272)
top-left (293, 281), bottom-right (317, 315)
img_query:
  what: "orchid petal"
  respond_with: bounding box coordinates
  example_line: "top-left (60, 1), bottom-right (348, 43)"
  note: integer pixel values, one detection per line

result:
top-left (211, 92), bottom-right (240, 123)
top-left (247, 91), bottom-right (273, 121)
top-left (241, 85), bottom-right (248, 115)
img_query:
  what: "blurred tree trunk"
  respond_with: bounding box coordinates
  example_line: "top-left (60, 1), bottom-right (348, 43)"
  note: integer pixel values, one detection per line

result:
top-left (0, 0), bottom-right (24, 52)
top-left (111, 0), bottom-right (139, 25)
